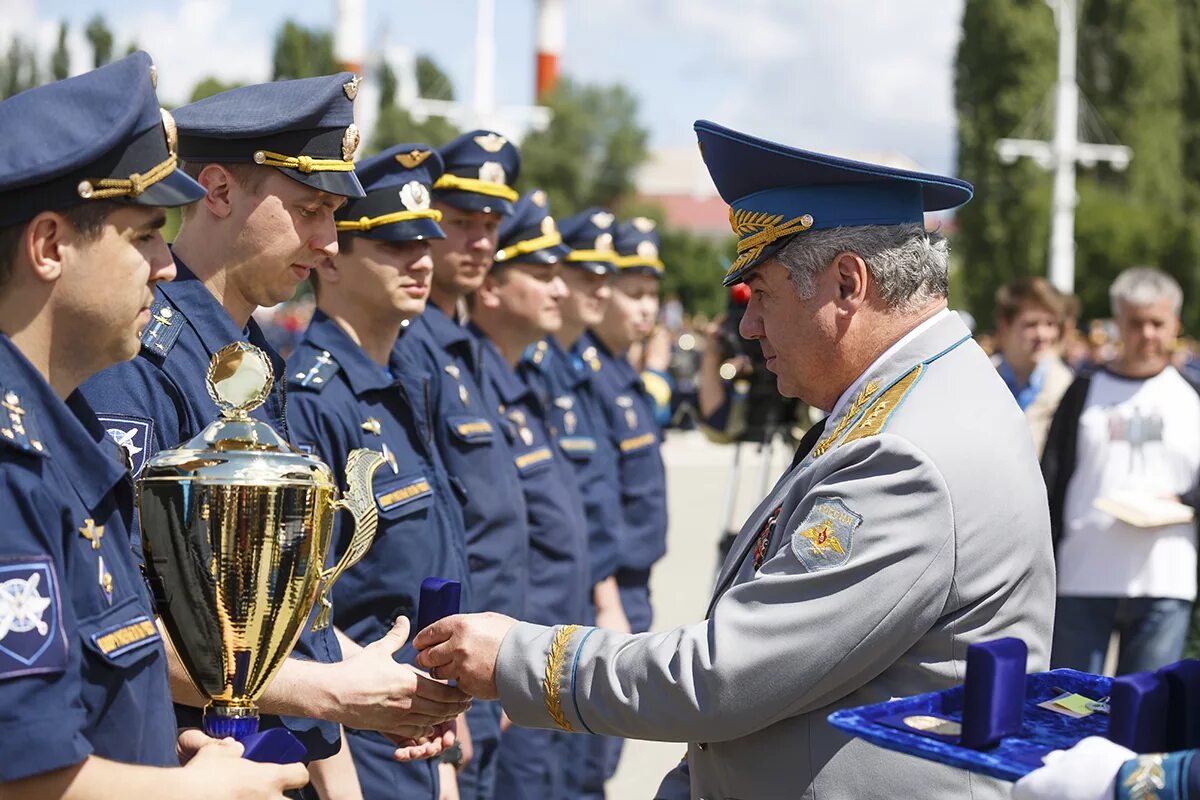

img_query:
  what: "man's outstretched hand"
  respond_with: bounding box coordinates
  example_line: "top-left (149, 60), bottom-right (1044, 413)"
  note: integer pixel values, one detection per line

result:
top-left (413, 613), bottom-right (518, 700)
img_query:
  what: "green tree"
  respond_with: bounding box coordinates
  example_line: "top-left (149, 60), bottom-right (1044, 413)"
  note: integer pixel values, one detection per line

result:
top-left (955, 0), bottom-right (1200, 331)
top-left (415, 55), bottom-right (454, 101)
top-left (189, 76), bottom-right (245, 103)
top-left (1, 37), bottom-right (40, 99)
top-left (519, 79), bottom-right (648, 215)
top-left (272, 21), bottom-right (336, 81)
top-left (84, 15), bottom-right (114, 68)
top-left (368, 55), bottom-right (459, 153)
top-left (954, 0), bottom-right (1056, 329)
top-left (378, 60), bottom-right (398, 110)
top-left (51, 22), bottom-right (69, 80)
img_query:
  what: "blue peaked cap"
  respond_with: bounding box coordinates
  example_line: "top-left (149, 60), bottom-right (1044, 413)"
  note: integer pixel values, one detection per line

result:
top-left (557, 208), bottom-right (618, 275)
top-left (174, 73), bottom-right (365, 198)
top-left (0, 51), bottom-right (204, 226)
top-left (694, 119), bottom-right (973, 286)
top-left (433, 129), bottom-right (520, 216)
top-left (613, 217), bottom-right (664, 276)
top-left (335, 144), bottom-right (445, 242)
top-left (495, 189), bottom-right (568, 266)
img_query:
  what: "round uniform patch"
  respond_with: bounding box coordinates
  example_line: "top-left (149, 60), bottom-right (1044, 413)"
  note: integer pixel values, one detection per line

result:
top-left (790, 496), bottom-right (861, 572)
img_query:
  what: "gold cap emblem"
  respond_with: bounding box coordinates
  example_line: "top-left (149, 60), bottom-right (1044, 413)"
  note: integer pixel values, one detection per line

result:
top-left (343, 75), bottom-right (362, 101)
top-left (590, 211), bottom-right (615, 230)
top-left (400, 181), bottom-right (431, 212)
top-left (474, 133), bottom-right (508, 153)
top-left (342, 124), bottom-right (360, 162)
top-left (595, 232), bottom-right (614, 252)
top-left (541, 216), bottom-right (557, 235)
top-left (395, 149), bottom-right (432, 169)
top-left (479, 161), bottom-right (507, 185)
top-left (637, 240), bottom-right (659, 260)
top-left (160, 108), bottom-right (178, 155)
top-left (149, 64), bottom-right (158, 89)
top-left (631, 216), bottom-right (656, 233)
top-left (531, 189), bottom-right (548, 207)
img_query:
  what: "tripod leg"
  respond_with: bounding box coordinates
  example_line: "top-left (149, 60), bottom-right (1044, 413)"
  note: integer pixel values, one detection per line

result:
top-left (716, 443), bottom-right (743, 567)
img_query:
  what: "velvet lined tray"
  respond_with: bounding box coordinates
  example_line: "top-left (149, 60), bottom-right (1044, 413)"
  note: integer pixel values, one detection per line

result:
top-left (826, 669), bottom-right (1113, 782)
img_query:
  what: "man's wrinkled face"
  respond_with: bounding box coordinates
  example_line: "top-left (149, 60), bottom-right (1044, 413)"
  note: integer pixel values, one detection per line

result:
top-left (559, 266), bottom-right (612, 330)
top-left (430, 202), bottom-right (502, 298)
top-left (739, 258), bottom-right (837, 404)
top-left (231, 171), bottom-right (345, 308)
top-left (1116, 298), bottom-right (1179, 372)
top-left (61, 205), bottom-right (177, 365)
top-left (997, 303), bottom-right (1062, 371)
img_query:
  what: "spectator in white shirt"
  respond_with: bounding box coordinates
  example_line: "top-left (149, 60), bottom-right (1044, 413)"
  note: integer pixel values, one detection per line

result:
top-left (1042, 266), bottom-right (1200, 674)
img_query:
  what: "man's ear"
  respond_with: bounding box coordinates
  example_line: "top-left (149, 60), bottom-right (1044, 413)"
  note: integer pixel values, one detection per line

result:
top-left (24, 211), bottom-right (70, 285)
top-left (832, 251), bottom-right (869, 309)
top-left (198, 164), bottom-right (235, 220)
top-left (475, 270), bottom-right (504, 309)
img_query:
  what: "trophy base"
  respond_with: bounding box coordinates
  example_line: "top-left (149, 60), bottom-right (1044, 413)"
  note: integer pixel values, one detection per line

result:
top-left (202, 702), bottom-right (259, 741)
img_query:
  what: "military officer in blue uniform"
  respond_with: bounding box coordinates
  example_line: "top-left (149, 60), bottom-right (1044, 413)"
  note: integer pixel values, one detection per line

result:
top-left (0, 53), bottom-right (307, 797)
top-left (397, 129), bottom-right (530, 799)
top-left (287, 144), bottom-right (473, 800)
top-left (575, 218), bottom-right (669, 638)
top-left (1014, 735), bottom-right (1200, 800)
top-left (79, 76), bottom-right (443, 775)
top-left (469, 189), bottom-right (591, 800)
top-left (550, 207), bottom-right (635, 799)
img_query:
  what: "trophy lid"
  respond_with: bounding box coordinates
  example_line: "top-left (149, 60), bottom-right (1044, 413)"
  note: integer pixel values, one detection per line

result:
top-left (140, 342), bottom-right (333, 486)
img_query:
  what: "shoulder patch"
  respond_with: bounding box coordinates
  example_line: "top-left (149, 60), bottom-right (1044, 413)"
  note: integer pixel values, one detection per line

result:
top-left (0, 388), bottom-right (46, 458)
top-left (138, 296), bottom-right (184, 358)
top-left (288, 350), bottom-right (341, 392)
top-left (0, 557), bottom-right (68, 678)
top-left (790, 497), bottom-right (860, 572)
top-left (97, 414), bottom-right (154, 477)
top-left (840, 364), bottom-right (925, 447)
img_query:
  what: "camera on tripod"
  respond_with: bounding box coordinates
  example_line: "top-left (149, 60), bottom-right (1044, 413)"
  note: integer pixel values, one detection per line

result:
top-left (707, 284), bottom-right (806, 447)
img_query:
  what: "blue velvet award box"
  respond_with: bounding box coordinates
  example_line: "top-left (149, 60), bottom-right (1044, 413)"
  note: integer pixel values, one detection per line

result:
top-left (827, 639), bottom-right (1115, 782)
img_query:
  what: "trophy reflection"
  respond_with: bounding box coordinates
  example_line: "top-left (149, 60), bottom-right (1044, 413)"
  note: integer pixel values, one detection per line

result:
top-left (137, 342), bottom-right (384, 740)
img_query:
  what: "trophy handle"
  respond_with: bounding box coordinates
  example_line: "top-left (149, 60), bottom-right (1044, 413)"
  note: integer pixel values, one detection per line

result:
top-left (311, 448), bottom-right (386, 631)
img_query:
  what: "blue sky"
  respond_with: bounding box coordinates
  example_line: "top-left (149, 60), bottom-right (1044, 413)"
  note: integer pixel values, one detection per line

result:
top-left (4, 0), bottom-right (971, 175)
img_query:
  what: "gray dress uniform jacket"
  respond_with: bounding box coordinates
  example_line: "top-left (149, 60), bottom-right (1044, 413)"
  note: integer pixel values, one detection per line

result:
top-left (495, 312), bottom-right (1056, 800)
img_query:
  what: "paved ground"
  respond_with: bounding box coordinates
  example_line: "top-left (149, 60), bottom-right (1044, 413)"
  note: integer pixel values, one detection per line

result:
top-left (604, 430), bottom-right (792, 798)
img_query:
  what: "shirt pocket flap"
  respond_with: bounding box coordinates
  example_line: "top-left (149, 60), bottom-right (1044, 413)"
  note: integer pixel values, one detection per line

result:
top-left (78, 597), bottom-right (162, 669)
top-left (446, 415), bottom-right (495, 445)
top-left (374, 472), bottom-right (435, 517)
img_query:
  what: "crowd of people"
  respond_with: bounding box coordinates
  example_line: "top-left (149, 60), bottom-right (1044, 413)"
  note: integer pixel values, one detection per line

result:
top-left (5, 50), bottom-right (1200, 800)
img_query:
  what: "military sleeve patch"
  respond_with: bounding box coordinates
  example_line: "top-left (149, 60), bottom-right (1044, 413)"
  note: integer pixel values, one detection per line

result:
top-left (0, 557), bottom-right (68, 679)
top-left (790, 497), bottom-right (861, 572)
top-left (97, 414), bottom-right (154, 477)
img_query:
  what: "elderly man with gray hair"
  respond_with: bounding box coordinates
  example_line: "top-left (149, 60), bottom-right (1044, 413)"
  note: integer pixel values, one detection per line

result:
top-left (1043, 266), bottom-right (1200, 676)
top-left (411, 122), bottom-right (1056, 800)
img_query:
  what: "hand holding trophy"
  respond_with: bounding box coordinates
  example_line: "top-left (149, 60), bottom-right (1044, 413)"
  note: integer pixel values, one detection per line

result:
top-left (137, 342), bottom-right (385, 743)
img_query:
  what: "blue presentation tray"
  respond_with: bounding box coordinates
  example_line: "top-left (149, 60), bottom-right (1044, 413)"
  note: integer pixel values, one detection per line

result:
top-left (827, 669), bottom-right (1113, 782)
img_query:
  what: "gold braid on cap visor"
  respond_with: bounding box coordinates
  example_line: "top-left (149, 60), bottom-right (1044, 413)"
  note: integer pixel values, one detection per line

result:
top-left (494, 231), bottom-right (563, 262)
top-left (614, 253), bottom-right (665, 270)
top-left (336, 208), bottom-right (443, 232)
top-left (433, 173), bottom-right (519, 202)
top-left (253, 150), bottom-right (357, 173)
top-left (726, 208), bottom-right (814, 277)
top-left (77, 153), bottom-right (179, 200)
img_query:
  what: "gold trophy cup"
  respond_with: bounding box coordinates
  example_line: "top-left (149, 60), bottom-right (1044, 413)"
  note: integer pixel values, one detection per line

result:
top-left (136, 342), bottom-right (384, 739)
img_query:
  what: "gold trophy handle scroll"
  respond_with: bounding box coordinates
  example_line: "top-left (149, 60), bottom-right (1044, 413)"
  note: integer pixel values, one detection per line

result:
top-left (311, 448), bottom-right (386, 631)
